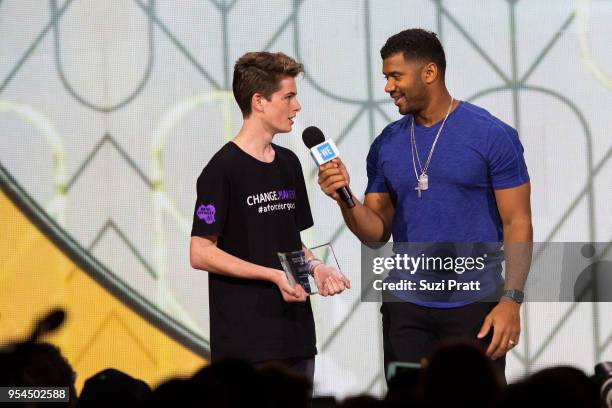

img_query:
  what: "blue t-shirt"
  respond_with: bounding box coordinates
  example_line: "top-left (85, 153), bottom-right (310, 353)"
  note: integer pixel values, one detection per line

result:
top-left (366, 101), bottom-right (529, 307)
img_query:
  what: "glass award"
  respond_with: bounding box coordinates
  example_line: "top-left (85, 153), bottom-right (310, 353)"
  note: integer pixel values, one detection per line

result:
top-left (278, 243), bottom-right (342, 295)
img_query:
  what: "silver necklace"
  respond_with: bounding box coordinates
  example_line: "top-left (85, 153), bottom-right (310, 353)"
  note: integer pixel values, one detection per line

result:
top-left (410, 97), bottom-right (454, 198)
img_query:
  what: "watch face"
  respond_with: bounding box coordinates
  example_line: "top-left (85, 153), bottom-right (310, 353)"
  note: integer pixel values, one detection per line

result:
top-left (504, 290), bottom-right (524, 303)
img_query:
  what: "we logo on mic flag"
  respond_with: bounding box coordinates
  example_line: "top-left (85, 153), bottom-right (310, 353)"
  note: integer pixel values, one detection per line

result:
top-left (310, 140), bottom-right (340, 165)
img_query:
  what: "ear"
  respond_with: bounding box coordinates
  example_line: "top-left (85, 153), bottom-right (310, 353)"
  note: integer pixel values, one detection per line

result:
top-left (421, 62), bottom-right (439, 85)
top-left (251, 93), bottom-right (266, 114)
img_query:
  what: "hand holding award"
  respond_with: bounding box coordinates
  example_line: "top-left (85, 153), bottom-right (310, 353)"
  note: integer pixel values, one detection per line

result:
top-left (278, 243), bottom-right (350, 296)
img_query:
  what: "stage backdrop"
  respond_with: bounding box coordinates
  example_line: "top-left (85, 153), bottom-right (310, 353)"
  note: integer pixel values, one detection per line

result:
top-left (1, 0), bottom-right (611, 398)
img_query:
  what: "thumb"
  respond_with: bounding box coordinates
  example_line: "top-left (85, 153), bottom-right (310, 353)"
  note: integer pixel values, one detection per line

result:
top-left (337, 158), bottom-right (345, 168)
top-left (280, 279), bottom-right (297, 297)
top-left (295, 284), bottom-right (308, 297)
top-left (477, 316), bottom-right (493, 339)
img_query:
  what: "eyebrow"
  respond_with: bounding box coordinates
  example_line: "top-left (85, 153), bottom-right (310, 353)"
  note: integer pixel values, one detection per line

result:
top-left (383, 71), bottom-right (403, 77)
top-left (284, 91), bottom-right (297, 97)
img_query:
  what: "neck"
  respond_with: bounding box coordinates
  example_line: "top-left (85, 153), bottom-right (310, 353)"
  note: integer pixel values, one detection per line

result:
top-left (233, 117), bottom-right (275, 160)
top-left (414, 89), bottom-right (454, 127)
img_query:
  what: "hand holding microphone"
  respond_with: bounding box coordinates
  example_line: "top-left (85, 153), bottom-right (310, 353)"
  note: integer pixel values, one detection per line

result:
top-left (302, 126), bottom-right (355, 208)
top-left (319, 159), bottom-right (352, 204)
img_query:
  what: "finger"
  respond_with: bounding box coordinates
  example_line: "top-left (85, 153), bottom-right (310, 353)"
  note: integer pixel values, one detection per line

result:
top-left (477, 316), bottom-right (492, 339)
top-left (319, 166), bottom-right (344, 179)
top-left (333, 157), bottom-right (344, 167)
top-left (492, 332), bottom-right (512, 360)
top-left (337, 166), bottom-right (349, 180)
top-left (341, 275), bottom-right (351, 289)
top-left (283, 288), bottom-right (297, 297)
top-left (321, 175), bottom-right (348, 188)
top-left (323, 282), bottom-right (334, 296)
top-left (335, 276), bottom-right (347, 291)
top-left (318, 174), bottom-right (338, 188)
top-left (282, 282), bottom-right (298, 297)
top-left (319, 162), bottom-right (337, 171)
top-left (317, 173), bottom-right (339, 187)
top-left (293, 285), bottom-right (307, 301)
top-left (324, 181), bottom-right (348, 194)
top-left (509, 331), bottom-right (520, 346)
top-left (323, 277), bottom-right (337, 295)
top-left (326, 276), bottom-right (342, 295)
top-left (513, 325), bottom-right (521, 343)
top-left (486, 326), bottom-right (502, 357)
top-left (319, 170), bottom-right (345, 181)
top-left (318, 167), bottom-right (343, 179)
top-left (317, 280), bottom-right (329, 296)
top-left (327, 277), bottom-right (340, 296)
top-left (319, 176), bottom-right (347, 194)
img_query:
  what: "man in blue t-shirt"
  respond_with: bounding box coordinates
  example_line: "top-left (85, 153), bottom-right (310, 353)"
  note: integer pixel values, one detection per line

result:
top-left (318, 29), bottom-right (532, 380)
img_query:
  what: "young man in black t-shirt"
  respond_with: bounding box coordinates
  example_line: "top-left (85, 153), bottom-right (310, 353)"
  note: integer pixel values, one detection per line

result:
top-left (190, 52), bottom-right (350, 380)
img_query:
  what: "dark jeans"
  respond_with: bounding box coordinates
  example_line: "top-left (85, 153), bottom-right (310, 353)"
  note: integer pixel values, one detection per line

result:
top-left (382, 300), bottom-right (506, 383)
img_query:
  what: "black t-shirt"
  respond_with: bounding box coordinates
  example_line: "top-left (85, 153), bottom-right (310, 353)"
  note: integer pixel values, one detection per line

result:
top-left (191, 141), bottom-right (316, 363)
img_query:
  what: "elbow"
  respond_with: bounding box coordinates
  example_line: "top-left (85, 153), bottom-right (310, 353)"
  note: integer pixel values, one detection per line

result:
top-left (190, 250), bottom-right (211, 271)
top-left (190, 236), bottom-right (217, 270)
top-left (363, 241), bottom-right (387, 249)
top-left (375, 223), bottom-right (392, 245)
top-left (381, 229), bottom-right (392, 243)
top-left (362, 231), bottom-right (392, 249)
top-left (189, 253), bottom-right (198, 270)
top-left (189, 249), bottom-right (200, 270)
top-left (189, 239), bottom-right (206, 270)
top-left (503, 217), bottom-right (533, 241)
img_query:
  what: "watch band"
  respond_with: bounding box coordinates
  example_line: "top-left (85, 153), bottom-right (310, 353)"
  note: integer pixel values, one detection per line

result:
top-left (502, 289), bottom-right (524, 304)
top-left (307, 259), bottom-right (323, 275)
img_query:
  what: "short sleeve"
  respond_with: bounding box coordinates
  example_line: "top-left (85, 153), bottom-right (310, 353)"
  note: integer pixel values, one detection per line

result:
top-left (365, 135), bottom-right (388, 194)
top-left (190, 161), bottom-right (229, 237)
top-left (293, 155), bottom-right (314, 231)
top-left (487, 122), bottom-right (530, 189)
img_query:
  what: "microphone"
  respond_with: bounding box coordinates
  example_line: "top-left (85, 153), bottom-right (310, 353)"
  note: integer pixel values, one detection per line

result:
top-left (302, 126), bottom-right (355, 208)
top-left (26, 308), bottom-right (66, 343)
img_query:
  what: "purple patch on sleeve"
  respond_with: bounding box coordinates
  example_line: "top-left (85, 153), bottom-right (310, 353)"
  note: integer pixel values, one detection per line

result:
top-left (196, 204), bottom-right (216, 224)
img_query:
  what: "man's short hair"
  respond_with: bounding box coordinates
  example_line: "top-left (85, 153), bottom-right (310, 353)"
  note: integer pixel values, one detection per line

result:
top-left (232, 52), bottom-right (304, 117)
top-left (380, 29), bottom-right (446, 79)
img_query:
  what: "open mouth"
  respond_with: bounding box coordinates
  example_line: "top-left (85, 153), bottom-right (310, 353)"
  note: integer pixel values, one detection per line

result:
top-left (288, 116), bottom-right (295, 124)
top-left (391, 94), bottom-right (405, 106)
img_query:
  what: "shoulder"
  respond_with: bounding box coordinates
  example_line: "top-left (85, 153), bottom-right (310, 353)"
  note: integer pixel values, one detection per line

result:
top-left (197, 143), bottom-right (235, 180)
top-left (272, 143), bottom-right (298, 158)
top-left (369, 115), bottom-right (409, 156)
top-left (458, 101), bottom-right (517, 135)
top-left (380, 115), bottom-right (410, 141)
top-left (272, 143), bottom-right (301, 166)
top-left (457, 104), bottom-right (526, 165)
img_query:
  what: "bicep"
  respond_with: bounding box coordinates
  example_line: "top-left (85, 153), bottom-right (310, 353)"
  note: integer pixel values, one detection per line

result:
top-left (191, 235), bottom-right (218, 247)
top-left (494, 182), bottom-right (531, 225)
top-left (364, 192), bottom-right (395, 229)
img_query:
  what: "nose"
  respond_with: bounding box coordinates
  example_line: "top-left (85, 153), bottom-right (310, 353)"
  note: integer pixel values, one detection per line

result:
top-left (294, 99), bottom-right (301, 112)
top-left (384, 79), bottom-right (395, 94)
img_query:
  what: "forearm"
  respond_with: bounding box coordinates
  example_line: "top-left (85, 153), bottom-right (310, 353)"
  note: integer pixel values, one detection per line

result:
top-left (502, 219), bottom-right (533, 291)
top-left (190, 239), bottom-right (281, 283)
top-left (337, 196), bottom-right (390, 243)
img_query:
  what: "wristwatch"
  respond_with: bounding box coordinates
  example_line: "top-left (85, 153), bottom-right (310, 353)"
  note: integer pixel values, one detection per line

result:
top-left (502, 289), bottom-right (524, 304)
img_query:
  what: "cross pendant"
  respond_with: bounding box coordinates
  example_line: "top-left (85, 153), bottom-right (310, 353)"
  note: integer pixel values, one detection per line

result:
top-left (415, 186), bottom-right (422, 198)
